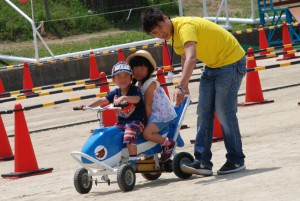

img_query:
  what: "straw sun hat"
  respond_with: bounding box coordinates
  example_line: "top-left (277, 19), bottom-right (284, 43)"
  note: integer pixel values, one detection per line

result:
top-left (126, 50), bottom-right (157, 71)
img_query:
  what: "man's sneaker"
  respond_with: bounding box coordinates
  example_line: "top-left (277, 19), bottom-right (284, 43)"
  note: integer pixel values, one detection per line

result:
top-left (160, 139), bottom-right (175, 162)
top-left (217, 161), bottom-right (246, 175)
top-left (128, 160), bottom-right (138, 171)
top-left (181, 160), bottom-right (213, 176)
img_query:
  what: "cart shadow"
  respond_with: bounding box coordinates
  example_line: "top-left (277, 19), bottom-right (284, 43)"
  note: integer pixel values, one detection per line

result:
top-left (87, 167), bottom-right (280, 196)
top-left (88, 176), bottom-right (200, 196)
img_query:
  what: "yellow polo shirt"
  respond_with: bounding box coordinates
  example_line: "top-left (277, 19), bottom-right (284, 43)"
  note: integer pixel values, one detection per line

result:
top-left (171, 17), bottom-right (245, 68)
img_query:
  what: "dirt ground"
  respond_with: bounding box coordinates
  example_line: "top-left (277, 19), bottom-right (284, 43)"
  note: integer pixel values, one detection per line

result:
top-left (0, 54), bottom-right (300, 201)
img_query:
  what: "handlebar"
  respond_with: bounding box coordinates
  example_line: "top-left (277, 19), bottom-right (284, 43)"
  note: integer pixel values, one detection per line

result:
top-left (73, 104), bottom-right (123, 111)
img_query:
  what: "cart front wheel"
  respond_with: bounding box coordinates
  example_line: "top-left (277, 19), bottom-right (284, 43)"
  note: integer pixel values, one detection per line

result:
top-left (117, 164), bottom-right (136, 192)
top-left (74, 167), bottom-right (93, 194)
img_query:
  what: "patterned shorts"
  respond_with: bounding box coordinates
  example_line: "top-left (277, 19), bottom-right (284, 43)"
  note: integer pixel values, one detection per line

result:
top-left (115, 121), bottom-right (144, 145)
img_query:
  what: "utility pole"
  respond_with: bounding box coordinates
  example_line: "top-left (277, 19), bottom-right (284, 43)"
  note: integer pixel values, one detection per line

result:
top-left (44, 0), bottom-right (51, 20)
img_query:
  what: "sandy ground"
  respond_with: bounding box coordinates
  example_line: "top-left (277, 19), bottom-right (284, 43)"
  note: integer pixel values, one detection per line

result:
top-left (0, 54), bottom-right (300, 201)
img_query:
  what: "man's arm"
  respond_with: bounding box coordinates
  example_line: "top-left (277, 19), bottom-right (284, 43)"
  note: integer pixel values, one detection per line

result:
top-left (178, 41), bottom-right (197, 88)
top-left (174, 41), bottom-right (197, 106)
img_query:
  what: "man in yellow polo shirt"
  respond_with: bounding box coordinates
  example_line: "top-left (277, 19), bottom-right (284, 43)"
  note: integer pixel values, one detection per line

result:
top-left (141, 7), bottom-right (246, 176)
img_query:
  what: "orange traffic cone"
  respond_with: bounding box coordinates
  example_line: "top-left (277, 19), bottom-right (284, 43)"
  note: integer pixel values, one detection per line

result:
top-left (89, 51), bottom-right (100, 80)
top-left (0, 78), bottom-right (9, 98)
top-left (212, 113), bottom-right (223, 142)
top-left (190, 113), bottom-right (223, 144)
top-left (0, 78), bottom-right (5, 94)
top-left (117, 48), bottom-right (125, 62)
top-left (156, 68), bottom-right (170, 98)
top-left (278, 22), bottom-right (299, 60)
top-left (99, 72), bottom-right (117, 127)
top-left (258, 25), bottom-right (270, 56)
top-left (23, 61), bottom-right (34, 95)
top-left (0, 115), bottom-right (14, 161)
top-left (239, 48), bottom-right (274, 106)
top-left (1, 104), bottom-right (53, 178)
top-left (162, 42), bottom-right (173, 72)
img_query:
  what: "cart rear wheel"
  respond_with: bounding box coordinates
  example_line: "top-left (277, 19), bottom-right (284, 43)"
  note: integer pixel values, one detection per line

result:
top-left (141, 172), bottom-right (162, 180)
top-left (74, 167), bottom-right (93, 194)
top-left (172, 152), bottom-right (194, 179)
top-left (117, 164), bottom-right (136, 192)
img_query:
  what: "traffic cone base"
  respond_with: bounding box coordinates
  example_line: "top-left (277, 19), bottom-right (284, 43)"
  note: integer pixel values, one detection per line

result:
top-left (180, 124), bottom-right (189, 130)
top-left (0, 156), bottom-right (14, 162)
top-left (1, 168), bottom-right (53, 179)
top-left (1, 103), bottom-right (53, 179)
top-left (238, 99), bottom-right (274, 107)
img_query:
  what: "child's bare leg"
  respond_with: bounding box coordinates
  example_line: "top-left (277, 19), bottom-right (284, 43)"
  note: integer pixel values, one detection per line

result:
top-left (143, 122), bottom-right (165, 144)
top-left (127, 144), bottom-right (137, 156)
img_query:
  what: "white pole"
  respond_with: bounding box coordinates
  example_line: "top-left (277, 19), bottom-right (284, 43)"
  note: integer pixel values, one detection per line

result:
top-left (202, 0), bottom-right (208, 17)
top-left (250, 0), bottom-right (255, 20)
top-left (215, 0), bottom-right (225, 23)
top-left (4, 0), bottom-right (54, 60)
top-left (224, 0), bottom-right (231, 28)
top-left (178, 0), bottom-right (183, 16)
top-left (30, 0), bottom-right (39, 60)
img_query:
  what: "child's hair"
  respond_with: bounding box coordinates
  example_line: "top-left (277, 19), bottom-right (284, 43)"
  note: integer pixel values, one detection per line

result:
top-left (141, 7), bottom-right (165, 33)
top-left (126, 50), bottom-right (156, 85)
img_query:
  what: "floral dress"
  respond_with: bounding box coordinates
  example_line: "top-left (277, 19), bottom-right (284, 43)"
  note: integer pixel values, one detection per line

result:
top-left (140, 78), bottom-right (177, 123)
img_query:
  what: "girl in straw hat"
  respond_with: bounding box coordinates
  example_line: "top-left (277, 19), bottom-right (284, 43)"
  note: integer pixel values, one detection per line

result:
top-left (127, 50), bottom-right (177, 161)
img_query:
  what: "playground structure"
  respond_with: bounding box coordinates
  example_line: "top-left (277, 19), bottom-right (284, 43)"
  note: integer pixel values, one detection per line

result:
top-left (257, 0), bottom-right (300, 45)
top-left (203, 0), bottom-right (300, 45)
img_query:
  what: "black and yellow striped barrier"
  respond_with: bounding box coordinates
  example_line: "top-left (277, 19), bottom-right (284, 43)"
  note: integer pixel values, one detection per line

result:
top-left (0, 81), bottom-right (114, 103)
top-left (0, 63), bottom-right (205, 103)
top-left (0, 41), bottom-right (169, 71)
top-left (251, 42), bottom-right (300, 55)
top-left (247, 48), bottom-right (300, 61)
top-left (232, 22), bottom-right (300, 36)
top-left (0, 92), bottom-right (108, 115)
top-left (0, 77), bottom-right (203, 115)
top-left (0, 61), bottom-right (203, 99)
top-left (247, 59), bottom-right (300, 72)
top-left (0, 77), bottom-right (102, 98)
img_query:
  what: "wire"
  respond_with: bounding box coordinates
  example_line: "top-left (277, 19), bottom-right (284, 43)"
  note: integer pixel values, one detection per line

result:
top-left (39, 2), bottom-right (176, 23)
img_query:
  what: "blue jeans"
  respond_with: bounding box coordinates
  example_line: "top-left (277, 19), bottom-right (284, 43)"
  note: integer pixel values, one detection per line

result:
top-left (195, 56), bottom-right (246, 169)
